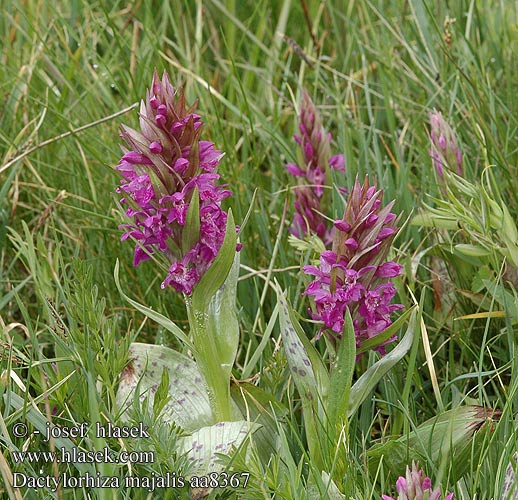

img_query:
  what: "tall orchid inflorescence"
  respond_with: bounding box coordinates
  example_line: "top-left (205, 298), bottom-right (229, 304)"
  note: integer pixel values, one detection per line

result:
top-left (285, 91), bottom-right (345, 245)
top-left (382, 462), bottom-right (454, 500)
top-left (429, 110), bottom-right (463, 177)
top-left (115, 70), bottom-right (232, 295)
top-left (303, 176), bottom-right (403, 353)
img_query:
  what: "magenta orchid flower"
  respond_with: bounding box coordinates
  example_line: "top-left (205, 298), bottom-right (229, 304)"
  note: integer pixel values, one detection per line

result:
top-left (303, 175), bottom-right (404, 353)
top-left (115, 70), bottom-right (233, 294)
top-left (382, 462), bottom-right (454, 500)
top-left (286, 91), bottom-right (345, 244)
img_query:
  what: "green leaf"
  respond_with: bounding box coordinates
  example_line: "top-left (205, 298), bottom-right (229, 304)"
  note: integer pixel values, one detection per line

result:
top-left (206, 252), bottom-right (240, 373)
top-left (327, 310), bottom-right (356, 430)
top-left (482, 279), bottom-right (518, 321)
top-left (116, 342), bottom-right (213, 432)
top-left (307, 471), bottom-right (345, 500)
top-left (242, 303), bottom-right (278, 379)
top-left (230, 382), bottom-right (286, 462)
top-left (367, 405), bottom-right (498, 482)
top-left (178, 420), bottom-right (260, 477)
top-left (501, 454), bottom-right (518, 500)
top-left (182, 186), bottom-right (200, 254)
top-left (277, 290), bottom-right (325, 403)
top-left (283, 299), bottom-right (330, 397)
top-left (501, 204), bottom-right (518, 243)
top-left (0, 276), bottom-right (31, 312)
top-left (348, 307), bottom-right (417, 417)
top-left (454, 243), bottom-right (492, 258)
top-left (192, 209), bottom-right (237, 311)
top-left (366, 438), bottom-right (426, 479)
top-left (113, 260), bottom-right (195, 352)
top-left (411, 212), bottom-right (459, 230)
top-left (186, 252), bottom-right (241, 422)
top-left (277, 287), bottom-right (327, 470)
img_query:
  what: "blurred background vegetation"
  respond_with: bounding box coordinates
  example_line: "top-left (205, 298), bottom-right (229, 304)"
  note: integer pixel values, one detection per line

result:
top-left (1, 1), bottom-right (518, 498)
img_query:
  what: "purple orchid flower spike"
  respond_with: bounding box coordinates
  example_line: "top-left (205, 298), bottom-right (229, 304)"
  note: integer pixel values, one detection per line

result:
top-left (115, 70), bottom-right (233, 294)
top-left (286, 91), bottom-right (345, 245)
top-left (303, 175), bottom-right (404, 353)
top-left (382, 462), bottom-right (454, 500)
top-left (429, 110), bottom-right (463, 177)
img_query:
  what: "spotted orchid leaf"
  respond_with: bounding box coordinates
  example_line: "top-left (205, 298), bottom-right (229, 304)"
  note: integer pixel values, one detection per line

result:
top-left (178, 420), bottom-right (259, 478)
top-left (116, 342), bottom-right (212, 432)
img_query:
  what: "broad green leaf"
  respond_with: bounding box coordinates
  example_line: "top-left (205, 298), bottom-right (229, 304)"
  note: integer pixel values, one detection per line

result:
top-left (411, 212), bottom-right (458, 230)
top-left (277, 287), bottom-right (327, 470)
top-left (501, 236), bottom-right (518, 269)
top-left (307, 470), bottom-right (345, 500)
top-left (327, 310), bottom-right (356, 430)
top-left (206, 252), bottom-right (240, 374)
top-left (186, 252), bottom-right (241, 422)
top-left (178, 420), bottom-right (259, 477)
top-left (501, 204), bottom-right (518, 243)
top-left (116, 342), bottom-right (212, 432)
top-left (230, 382), bottom-right (286, 462)
top-left (366, 438), bottom-right (426, 479)
top-left (182, 186), bottom-right (200, 254)
top-left (114, 260), bottom-right (195, 352)
top-left (454, 243), bottom-right (492, 258)
top-left (501, 454), bottom-right (518, 500)
top-left (367, 405), bottom-right (498, 482)
top-left (280, 293), bottom-right (330, 398)
top-left (348, 307), bottom-right (417, 417)
top-left (192, 209), bottom-right (237, 311)
top-left (277, 291), bottom-right (320, 402)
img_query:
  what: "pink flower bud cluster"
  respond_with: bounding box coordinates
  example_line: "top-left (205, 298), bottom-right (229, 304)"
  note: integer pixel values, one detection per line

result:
top-left (116, 70), bottom-right (232, 294)
top-left (429, 110), bottom-right (463, 177)
top-left (303, 176), bottom-right (404, 353)
top-left (382, 462), bottom-right (454, 500)
top-left (285, 91), bottom-right (345, 244)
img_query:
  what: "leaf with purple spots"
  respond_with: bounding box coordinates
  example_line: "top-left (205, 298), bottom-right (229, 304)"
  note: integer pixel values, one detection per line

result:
top-left (277, 288), bottom-right (328, 403)
top-left (178, 420), bottom-right (260, 477)
top-left (116, 342), bottom-right (212, 432)
top-left (277, 286), bottom-right (329, 469)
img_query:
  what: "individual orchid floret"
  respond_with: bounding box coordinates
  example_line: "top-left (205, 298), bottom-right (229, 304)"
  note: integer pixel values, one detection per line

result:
top-left (429, 110), bottom-right (463, 177)
top-left (382, 462), bottom-right (454, 500)
top-left (115, 70), bottom-right (232, 295)
top-left (286, 91), bottom-right (345, 244)
top-left (303, 176), bottom-right (403, 353)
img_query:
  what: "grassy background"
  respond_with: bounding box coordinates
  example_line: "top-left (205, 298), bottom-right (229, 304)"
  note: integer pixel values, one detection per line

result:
top-left (1, 0), bottom-right (518, 498)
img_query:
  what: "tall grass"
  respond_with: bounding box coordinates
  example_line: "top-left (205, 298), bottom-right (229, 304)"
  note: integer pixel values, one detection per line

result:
top-left (1, 1), bottom-right (518, 498)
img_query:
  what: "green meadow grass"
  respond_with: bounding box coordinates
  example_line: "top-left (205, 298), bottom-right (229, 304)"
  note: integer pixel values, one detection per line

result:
top-left (1, 1), bottom-right (518, 498)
